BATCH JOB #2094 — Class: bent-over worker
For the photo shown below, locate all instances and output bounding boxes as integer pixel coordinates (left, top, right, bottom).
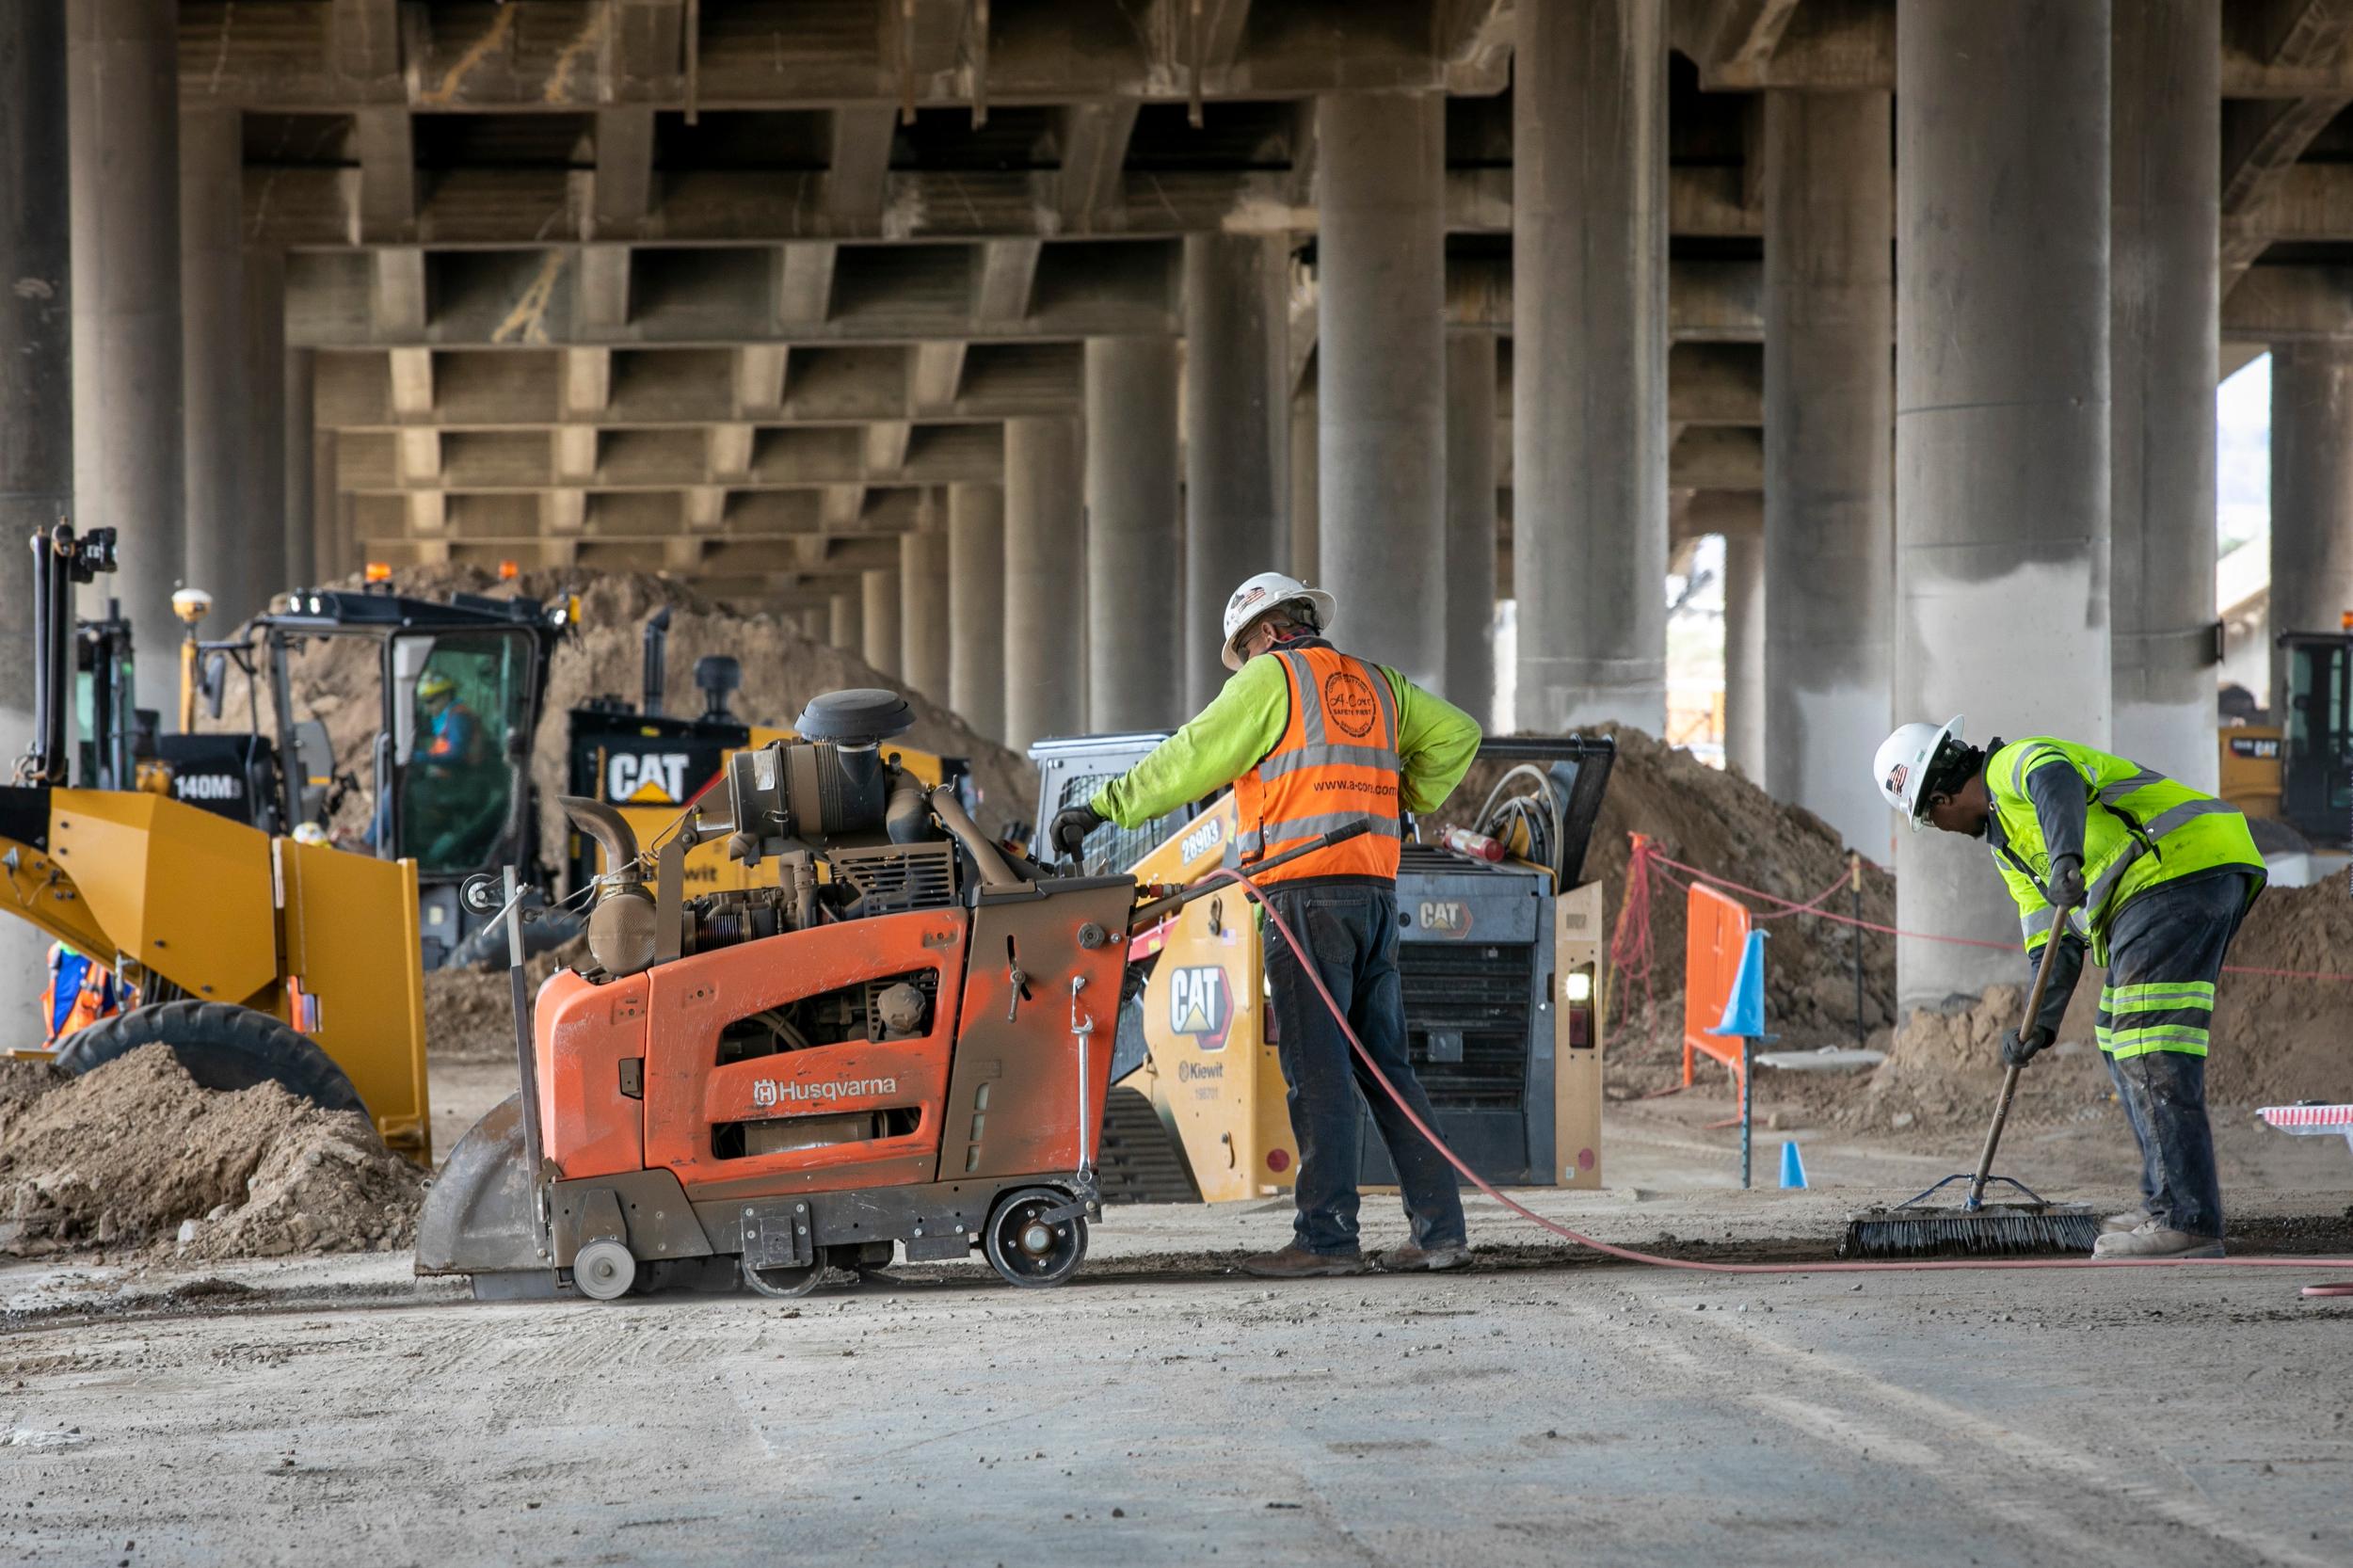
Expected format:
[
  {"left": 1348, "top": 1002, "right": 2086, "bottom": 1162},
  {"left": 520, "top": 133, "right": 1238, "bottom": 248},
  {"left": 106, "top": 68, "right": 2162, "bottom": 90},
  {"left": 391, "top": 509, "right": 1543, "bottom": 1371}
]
[
  {"left": 1053, "top": 572, "right": 1482, "bottom": 1277},
  {"left": 1874, "top": 717, "right": 2266, "bottom": 1259}
]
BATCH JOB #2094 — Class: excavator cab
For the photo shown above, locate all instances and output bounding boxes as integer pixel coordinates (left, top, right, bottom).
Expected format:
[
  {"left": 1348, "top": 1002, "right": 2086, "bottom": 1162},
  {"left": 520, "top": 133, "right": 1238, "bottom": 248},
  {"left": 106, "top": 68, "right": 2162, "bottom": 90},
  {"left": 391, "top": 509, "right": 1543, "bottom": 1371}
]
[
  {"left": 241, "top": 589, "right": 568, "bottom": 968},
  {"left": 2279, "top": 629, "right": 2352, "bottom": 844}
]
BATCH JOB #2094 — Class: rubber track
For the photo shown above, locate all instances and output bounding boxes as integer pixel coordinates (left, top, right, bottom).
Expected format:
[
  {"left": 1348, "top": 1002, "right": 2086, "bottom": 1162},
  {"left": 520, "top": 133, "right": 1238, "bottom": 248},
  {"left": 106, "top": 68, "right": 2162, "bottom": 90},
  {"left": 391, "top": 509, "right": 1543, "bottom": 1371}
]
[{"left": 1095, "top": 1086, "right": 1199, "bottom": 1205}]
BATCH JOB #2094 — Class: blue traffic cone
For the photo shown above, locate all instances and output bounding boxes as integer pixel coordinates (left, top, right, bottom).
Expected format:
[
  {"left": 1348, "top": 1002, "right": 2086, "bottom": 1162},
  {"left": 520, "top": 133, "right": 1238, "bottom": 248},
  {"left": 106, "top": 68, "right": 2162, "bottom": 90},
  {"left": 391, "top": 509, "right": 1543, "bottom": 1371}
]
[{"left": 1779, "top": 1140, "right": 1808, "bottom": 1190}]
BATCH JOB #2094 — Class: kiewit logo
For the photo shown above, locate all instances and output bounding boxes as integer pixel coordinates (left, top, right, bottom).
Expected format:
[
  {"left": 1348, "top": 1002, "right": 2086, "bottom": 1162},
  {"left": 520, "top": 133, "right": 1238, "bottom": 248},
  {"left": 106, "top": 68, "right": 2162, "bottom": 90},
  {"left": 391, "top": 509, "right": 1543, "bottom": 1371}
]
[
  {"left": 750, "top": 1076, "right": 897, "bottom": 1109},
  {"left": 1323, "top": 670, "right": 1377, "bottom": 738}
]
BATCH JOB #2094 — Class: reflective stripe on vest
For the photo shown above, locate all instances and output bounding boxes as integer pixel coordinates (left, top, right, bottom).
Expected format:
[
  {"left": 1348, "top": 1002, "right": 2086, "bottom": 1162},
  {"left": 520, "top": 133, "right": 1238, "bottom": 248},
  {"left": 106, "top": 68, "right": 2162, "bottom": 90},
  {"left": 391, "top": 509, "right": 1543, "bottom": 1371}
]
[{"left": 1231, "top": 647, "right": 1403, "bottom": 883}]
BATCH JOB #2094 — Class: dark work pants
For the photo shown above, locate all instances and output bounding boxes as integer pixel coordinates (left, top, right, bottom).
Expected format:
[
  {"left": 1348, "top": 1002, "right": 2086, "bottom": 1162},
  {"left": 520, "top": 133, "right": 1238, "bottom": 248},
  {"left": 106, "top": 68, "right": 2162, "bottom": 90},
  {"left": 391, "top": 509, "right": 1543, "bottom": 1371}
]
[
  {"left": 2095, "top": 872, "right": 2255, "bottom": 1240},
  {"left": 1261, "top": 882, "right": 1467, "bottom": 1256}
]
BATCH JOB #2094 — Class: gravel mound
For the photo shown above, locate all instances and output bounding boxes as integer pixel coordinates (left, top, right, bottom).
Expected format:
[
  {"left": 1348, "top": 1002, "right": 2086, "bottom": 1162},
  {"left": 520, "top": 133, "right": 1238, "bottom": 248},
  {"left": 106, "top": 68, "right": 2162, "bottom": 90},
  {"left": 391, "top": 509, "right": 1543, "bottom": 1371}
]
[
  {"left": 0, "top": 1046, "right": 424, "bottom": 1260},
  {"left": 209, "top": 565, "right": 1036, "bottom": 868},
  {"left": 423, "top": 936, "right": 589, "bottom": 1063}
]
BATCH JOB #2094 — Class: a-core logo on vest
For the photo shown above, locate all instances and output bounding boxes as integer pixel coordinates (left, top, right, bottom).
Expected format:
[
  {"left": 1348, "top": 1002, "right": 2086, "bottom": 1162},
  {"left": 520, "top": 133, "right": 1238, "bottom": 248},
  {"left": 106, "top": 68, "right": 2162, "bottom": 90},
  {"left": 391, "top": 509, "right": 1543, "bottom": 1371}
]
[{"left": 1323, "top": 669, "right": 1377, "bottom": 738}]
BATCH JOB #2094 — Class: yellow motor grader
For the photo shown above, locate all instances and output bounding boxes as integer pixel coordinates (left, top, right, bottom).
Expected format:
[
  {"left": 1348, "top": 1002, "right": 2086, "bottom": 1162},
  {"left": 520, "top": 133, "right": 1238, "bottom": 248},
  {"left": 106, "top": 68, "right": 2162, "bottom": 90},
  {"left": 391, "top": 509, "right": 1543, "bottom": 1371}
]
[{"left": 4, "top": 524, "right": 431, "bottom": 1159}]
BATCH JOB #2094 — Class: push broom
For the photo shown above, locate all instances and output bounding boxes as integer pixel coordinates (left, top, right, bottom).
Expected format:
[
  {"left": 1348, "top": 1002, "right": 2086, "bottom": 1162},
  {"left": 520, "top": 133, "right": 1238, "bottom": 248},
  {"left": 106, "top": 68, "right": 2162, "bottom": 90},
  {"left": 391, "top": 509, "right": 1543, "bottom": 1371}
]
[{"left": 1840, "top": 902, "right": 2101, "bottom": 1260}]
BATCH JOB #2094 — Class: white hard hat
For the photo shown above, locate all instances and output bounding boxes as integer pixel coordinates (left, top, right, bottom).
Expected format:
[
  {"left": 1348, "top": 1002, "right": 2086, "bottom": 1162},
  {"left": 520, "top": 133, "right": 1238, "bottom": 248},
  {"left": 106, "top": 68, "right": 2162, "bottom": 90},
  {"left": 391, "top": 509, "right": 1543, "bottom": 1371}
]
[
  {"left": 1220, "top": 571, "right": 1337, "bottom": 671},
  {"left": 1873, "top": 714, "right": 1965, "bottom": 832}
]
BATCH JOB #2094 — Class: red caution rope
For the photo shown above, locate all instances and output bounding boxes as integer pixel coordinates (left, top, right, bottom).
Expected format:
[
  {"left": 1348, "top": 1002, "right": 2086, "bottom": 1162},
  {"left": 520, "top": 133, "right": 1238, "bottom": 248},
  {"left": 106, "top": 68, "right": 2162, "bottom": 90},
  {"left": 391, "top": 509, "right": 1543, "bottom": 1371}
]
[{"left": 1641, "top": 844, "right": 2353, "bottom": 984}]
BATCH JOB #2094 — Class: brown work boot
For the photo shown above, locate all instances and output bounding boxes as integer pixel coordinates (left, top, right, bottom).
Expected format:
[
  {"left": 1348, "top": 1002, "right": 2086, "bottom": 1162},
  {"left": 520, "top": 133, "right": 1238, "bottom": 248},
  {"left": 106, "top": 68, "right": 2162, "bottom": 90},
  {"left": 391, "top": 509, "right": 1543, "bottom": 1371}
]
[
  {"left": 1375, "top": 1241, "right": 1473, "bottom": 1272},
  {"left": 1239, "top": 1242, "right": 1366, "bottom": 1278},
  {"left": 2102, "top": 1208, "right": 2152, "bottom": 1234},
  {"left": 2091, "top": 1224, "right": 2223, "bottom": 1260}
]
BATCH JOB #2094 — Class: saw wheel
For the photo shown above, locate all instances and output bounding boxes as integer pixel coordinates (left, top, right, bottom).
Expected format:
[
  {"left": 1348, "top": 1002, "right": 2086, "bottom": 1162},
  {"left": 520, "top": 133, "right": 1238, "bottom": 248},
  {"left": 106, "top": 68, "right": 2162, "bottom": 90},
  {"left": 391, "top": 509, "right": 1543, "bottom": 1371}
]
[
  {"left": 984, "top": 1186, "right": 1089, "bottom": 1288},
  {"left": 742, "top": 1254, "right": 839, "bottom": 1299}
]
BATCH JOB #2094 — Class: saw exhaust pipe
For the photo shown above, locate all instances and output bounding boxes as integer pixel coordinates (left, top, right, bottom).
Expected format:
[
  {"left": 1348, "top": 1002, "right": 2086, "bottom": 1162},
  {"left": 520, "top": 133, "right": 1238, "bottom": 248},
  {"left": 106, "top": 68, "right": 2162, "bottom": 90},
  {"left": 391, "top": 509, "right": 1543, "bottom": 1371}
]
[{"left": 560, "top": 795, "right": 658, "bottom": 977}]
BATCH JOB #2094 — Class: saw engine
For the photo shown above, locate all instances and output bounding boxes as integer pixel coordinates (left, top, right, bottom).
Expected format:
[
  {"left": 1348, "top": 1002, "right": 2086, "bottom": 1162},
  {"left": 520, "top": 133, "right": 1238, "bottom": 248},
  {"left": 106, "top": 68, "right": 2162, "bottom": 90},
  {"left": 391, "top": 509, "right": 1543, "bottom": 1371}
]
[{"left": 418, "top": 689, "right": 1139, "bottom": 1300}]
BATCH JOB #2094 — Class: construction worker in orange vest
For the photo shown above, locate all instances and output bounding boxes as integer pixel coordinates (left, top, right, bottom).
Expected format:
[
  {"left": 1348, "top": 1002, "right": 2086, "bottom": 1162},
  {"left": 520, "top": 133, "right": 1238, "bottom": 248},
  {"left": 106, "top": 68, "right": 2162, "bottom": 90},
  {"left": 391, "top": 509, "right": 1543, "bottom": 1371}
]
[
  {"left": 41, "top": 942, "right": 126, "bottom": 1047},
  {"left": 1052, "top": 572, "right": 1483, "bottom": 1277}
]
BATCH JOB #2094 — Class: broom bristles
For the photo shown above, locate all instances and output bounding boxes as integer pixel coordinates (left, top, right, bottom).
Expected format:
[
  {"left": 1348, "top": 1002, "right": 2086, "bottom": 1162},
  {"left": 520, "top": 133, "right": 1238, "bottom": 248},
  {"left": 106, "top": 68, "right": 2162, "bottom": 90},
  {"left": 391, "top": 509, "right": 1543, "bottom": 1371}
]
[{"left": 1838, "top": 1208, "right": 2101, "bottom": 1260}]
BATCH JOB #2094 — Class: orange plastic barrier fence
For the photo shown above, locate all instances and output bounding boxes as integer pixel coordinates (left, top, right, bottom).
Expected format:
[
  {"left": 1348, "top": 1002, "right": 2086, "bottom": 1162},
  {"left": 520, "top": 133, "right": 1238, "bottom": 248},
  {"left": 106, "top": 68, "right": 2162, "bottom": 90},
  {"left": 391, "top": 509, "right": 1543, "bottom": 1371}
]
[{"left": 1683, "top": 882, "right": 1752, "bottom": 1088}]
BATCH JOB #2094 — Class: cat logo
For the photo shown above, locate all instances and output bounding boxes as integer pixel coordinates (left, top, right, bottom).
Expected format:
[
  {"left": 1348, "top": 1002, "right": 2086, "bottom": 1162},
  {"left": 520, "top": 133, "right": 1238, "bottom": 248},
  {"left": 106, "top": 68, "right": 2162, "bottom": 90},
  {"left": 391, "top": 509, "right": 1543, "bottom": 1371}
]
[
  {"left": 1166, "top": 965, "right": 1231, "bottom": 1051},
  {"left": 607, "top": 750, "right": 692, "bottom": 805},
  {"left": 1417, "top": 900, "right": 1472, "bottom": 938}
]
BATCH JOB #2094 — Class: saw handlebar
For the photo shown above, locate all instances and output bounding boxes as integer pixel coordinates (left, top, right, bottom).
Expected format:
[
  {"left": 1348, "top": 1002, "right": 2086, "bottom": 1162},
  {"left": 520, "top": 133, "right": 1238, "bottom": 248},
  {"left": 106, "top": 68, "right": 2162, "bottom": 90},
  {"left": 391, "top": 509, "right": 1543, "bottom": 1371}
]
[{"left": 1125, "top": 820, "right": 1372, "bottom": 934}]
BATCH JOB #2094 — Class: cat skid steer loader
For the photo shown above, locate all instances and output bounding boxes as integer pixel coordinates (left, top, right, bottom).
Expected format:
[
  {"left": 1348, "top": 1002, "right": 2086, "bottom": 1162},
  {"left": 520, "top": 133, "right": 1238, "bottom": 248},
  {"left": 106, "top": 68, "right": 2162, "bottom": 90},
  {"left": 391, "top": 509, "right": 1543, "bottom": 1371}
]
[
  {"left": 6, "top": 525, "right": 432, "bottom": 1159},
  {"left": 1030, "top": 735, "right": 1616, "bottom": 1206}
]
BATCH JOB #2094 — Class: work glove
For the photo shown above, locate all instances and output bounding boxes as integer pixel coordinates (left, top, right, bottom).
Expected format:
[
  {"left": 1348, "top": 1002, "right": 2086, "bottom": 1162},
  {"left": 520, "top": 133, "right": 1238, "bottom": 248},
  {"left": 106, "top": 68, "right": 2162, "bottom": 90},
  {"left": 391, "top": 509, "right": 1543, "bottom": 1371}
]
[
  {"left": 2000, "top": 1025, "right": 2053, "bottom": 1069},
  {"left": 1050, "top": 804, "right": 1105, "bottom": 859},
  {"left": 2048, "top": 853, "right": 2087, "bottom": 911}
]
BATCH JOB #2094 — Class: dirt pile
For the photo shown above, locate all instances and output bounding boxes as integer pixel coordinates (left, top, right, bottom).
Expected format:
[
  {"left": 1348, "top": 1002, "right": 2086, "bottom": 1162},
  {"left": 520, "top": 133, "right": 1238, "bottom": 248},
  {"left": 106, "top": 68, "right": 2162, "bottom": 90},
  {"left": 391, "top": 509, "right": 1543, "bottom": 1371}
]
[
  {"left": 213, "top": 564, "right": 1037, "bottom": 863},
  {"left": 424, "top": 935, "right": 590, "bottom": 1063},
  {"left": 1807, "top": 879, "right": 2353, "bottom": 1135},
  {"left": 0, "top": 1047, "right": 424, "bottom": 1260},
  {"left": 1445, "top": 725, "right": 1897, "bottom": 1094}
]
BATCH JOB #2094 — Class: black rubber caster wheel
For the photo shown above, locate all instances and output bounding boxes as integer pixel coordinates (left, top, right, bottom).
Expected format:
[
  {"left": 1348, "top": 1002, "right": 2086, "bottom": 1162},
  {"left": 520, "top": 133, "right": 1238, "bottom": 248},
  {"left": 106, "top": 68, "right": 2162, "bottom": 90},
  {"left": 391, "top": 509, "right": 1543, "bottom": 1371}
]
[{"left": 984, "top": 1187, "right": 1089, "bottom": 1288}]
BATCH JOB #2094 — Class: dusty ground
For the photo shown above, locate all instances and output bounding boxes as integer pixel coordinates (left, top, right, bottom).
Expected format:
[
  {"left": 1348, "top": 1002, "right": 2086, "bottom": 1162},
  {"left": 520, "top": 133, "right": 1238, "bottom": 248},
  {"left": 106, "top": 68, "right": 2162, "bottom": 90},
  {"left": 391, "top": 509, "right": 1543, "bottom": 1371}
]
[{"left": 5, "top": 1059, "right": 2349, "bottom": 1567}]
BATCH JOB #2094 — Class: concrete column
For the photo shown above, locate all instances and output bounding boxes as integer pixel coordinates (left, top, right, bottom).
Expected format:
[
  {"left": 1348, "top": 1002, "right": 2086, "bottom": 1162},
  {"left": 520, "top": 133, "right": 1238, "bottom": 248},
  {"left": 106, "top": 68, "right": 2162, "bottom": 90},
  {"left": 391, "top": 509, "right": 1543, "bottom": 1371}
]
[
  {"left": 1317, "top": 92, "right": 1447, "bottom": 688},
  {"left": 2112, "top": 3, "right": 2219, "bottom": 791},
  {"left": 1084, "top": 337, "right": 1183, "bottom": 730},
  {"left": 1004, "top": 417, "right": 1085, "bottom": 749},
  {"left": 71, "top": 0, "right": 184, "bottom": 706},
  {"left": 861, "top": 568, "right": 903, "bottom": 678},
  {"left": 312, "top": 430, "right": 341, "bottom": 581},
  {"left": 900, "top": 524, "right": 951, "bottom": 700},
  {"left": 829, "top": 589, "right": 863, "bottom": 654},
  {"left": 241, "top": 246, "right": 290, "bottom": 615},
  {"left": 1513, "top": 2, "right": 1668, "bottom": 731},
  {"left": 1722, "top": 534, "right": 1766, "bottom": 780},
  {"left": 1182, "top": 233, "right": 1288, "bottom": 709},
  {"left": 1444, "top": 332, "right": 1497, "bottom": 726},
  {"left": 1289, "top": 373, "right": 1320, "bottom": 584},
  {"left": 1763, "top": 89, "right": 1895, "bottom": 850},
  {"left": 0, "top": 2, "right": 72, "bottom": 1011},
  {"left": 1896, "top": 0, "right": 2112, "bottom": 1008},
  {"left": 181, "top": 107, "right": 264, "bottom": 629},
  {"left": 283, "top": 349, "right": 316, "bottom": 586},
  {"left": 949, "top": 482, "right": 1007, "bottom": 741},
  {"left": 2269, "top": 342, "right": 2353, "bottom": 715}
]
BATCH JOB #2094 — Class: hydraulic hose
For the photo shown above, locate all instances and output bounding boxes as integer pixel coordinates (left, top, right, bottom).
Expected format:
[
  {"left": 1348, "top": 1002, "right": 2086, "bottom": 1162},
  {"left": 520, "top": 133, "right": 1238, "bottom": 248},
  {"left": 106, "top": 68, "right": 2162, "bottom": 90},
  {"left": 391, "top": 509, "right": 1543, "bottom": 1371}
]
[{"left": 1214, "top": 868, "right": 2353, "bottom": 1279}]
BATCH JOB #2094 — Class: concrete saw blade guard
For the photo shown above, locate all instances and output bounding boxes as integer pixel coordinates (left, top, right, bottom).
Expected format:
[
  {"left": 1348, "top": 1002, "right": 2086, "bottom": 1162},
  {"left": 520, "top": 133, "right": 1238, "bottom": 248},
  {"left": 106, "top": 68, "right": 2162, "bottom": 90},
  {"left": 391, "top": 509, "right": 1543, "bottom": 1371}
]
[{"left": 415, "top": 1092, "right": 542, "bottom": 1281}]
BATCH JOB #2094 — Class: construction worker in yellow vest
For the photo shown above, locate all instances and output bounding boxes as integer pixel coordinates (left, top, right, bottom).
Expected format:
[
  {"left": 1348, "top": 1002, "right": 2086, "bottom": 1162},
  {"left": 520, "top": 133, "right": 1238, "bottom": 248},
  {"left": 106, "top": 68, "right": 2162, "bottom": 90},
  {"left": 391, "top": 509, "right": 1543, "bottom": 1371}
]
[
  {"left": 1875, "top": 717, "right": 2266, "bottom": 1259},
  {"left": 1051, "top": 572, "right": 1483, "bottom": 1278}
]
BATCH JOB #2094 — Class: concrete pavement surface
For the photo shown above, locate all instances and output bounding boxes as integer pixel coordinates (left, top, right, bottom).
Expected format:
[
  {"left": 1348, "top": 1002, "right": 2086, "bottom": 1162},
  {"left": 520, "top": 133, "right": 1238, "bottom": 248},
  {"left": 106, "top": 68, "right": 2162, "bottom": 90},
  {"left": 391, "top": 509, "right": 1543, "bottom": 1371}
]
[{"left": 5, "top": 1178, "right": 2348, "bottom": 1568}]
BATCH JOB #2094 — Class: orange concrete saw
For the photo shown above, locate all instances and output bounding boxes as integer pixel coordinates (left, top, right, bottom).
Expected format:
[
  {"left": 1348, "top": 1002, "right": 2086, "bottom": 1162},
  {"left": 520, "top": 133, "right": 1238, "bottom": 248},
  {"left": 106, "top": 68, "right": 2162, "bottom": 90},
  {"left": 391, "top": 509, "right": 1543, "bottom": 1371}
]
[{"left": 416, "top": 689, "right": 1360, "bottom": 1301}]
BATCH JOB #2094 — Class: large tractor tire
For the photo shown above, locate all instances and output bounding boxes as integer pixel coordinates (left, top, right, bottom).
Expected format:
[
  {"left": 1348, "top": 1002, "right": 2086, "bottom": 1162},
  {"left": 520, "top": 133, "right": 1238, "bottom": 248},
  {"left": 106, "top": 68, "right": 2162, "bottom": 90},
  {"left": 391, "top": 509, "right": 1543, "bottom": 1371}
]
[{"left": 54, "top": 1000, "right": 367, "bottom": 1119}]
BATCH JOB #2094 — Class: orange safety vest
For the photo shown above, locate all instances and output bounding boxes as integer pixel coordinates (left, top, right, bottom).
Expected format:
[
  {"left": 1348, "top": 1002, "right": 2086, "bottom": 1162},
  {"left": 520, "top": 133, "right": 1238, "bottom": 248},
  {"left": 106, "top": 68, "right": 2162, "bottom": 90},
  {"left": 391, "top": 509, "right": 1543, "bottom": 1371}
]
[
  {"left": 41, "top": 944, "right": 121, "bottom": 1046},
  {"left": 1232, "top": 646, "right": 1404, "bottom": 885}
]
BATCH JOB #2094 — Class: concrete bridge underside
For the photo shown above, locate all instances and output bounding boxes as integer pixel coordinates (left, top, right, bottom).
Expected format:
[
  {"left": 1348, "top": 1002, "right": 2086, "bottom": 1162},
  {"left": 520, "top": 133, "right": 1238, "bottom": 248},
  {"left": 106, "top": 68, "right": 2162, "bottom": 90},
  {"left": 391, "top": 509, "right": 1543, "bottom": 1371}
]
[{"left": 4, "top": 0, "right": 2352, "bottom": 1009}]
